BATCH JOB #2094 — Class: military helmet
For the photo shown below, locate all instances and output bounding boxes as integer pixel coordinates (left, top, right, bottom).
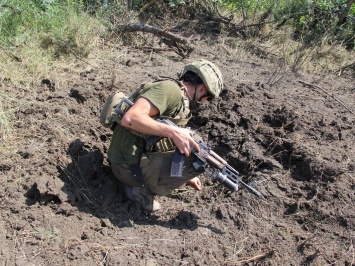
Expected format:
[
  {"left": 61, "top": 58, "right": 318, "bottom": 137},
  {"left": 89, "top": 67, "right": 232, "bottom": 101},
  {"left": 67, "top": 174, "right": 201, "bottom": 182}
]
[{"left": 180, "top": 59, "right": 223, "bottom": 99}]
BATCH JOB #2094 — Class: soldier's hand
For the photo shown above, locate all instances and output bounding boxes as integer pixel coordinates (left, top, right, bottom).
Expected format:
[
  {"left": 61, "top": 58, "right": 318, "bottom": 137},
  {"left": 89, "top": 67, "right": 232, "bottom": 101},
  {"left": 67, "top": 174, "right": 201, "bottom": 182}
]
[
  {"left": 171, "top": 127, "right": 200, "bottom": 156},
  {"left": 186, "top": 177, "right": 202, "bottom": 191}
]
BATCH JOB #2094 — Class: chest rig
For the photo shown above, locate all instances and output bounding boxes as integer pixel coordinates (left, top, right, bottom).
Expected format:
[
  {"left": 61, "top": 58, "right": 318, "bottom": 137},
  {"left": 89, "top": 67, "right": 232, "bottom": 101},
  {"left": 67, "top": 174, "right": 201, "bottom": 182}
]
[{"left": 107, "top": 79, "right": 191, "bottom": 152}]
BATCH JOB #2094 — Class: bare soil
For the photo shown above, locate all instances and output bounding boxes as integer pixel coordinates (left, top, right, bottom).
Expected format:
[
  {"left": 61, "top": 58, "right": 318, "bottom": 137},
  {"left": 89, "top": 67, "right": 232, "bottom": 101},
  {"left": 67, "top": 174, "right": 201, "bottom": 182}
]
[{"left": 1, "top": 38, "right": 354, "bottom": 266}]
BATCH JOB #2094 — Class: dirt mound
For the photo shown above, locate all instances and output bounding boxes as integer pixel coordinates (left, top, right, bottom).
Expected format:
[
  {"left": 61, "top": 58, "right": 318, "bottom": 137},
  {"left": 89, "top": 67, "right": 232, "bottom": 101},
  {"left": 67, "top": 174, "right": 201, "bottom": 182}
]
[{"left": 1, "top": 41, "right": 354, "bottom": 265}]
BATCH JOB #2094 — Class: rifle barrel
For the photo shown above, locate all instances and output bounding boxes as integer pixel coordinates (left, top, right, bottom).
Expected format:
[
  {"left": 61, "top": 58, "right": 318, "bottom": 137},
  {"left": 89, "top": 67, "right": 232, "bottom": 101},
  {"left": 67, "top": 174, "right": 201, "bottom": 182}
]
[{"left": 239, "top": 179, "right": 263, "bottom": 198}]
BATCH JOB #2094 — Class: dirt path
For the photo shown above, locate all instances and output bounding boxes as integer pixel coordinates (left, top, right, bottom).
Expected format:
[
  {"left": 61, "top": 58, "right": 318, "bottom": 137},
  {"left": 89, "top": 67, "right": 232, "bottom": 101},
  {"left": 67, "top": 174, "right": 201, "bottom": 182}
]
[{"left": 0, "top": 40, "right": 354, "bottom": 265}]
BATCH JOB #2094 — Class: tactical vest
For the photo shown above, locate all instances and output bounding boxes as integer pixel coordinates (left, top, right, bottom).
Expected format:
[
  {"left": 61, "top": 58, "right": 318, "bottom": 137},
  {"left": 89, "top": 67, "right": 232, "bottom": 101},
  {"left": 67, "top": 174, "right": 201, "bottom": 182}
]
[{"left": 100, "top": 79, "right": 191, "bottom": 153}]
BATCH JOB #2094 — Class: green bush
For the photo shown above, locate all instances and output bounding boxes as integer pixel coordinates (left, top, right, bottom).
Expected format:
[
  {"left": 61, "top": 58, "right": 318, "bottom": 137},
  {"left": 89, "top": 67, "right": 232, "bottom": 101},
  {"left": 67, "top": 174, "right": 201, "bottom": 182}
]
[
  {"left": 0, "top": 0, "right": 99, "bottom": 58},
  {"left": 217, "top": 0, "right": 354, "bottom": 49},
  {"left": 0, "top": 0, "right": 107, "bottom": 89}
]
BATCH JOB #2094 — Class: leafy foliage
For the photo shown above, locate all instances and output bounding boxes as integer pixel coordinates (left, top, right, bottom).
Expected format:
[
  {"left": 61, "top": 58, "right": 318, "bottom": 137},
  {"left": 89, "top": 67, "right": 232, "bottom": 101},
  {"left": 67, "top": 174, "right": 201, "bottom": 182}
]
[
  {"left": 216, "top": 0, "right": 354, "bottom": 49},
  {"left": 0, "top": 0, "right": 97, "bottom": 57}
]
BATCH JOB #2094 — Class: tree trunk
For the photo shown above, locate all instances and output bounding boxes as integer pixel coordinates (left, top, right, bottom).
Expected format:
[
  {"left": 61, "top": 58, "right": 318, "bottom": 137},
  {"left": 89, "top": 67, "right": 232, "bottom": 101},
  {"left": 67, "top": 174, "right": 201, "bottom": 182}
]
[{"left": 338, "top": 0, "right": 354, "bottom": 25}]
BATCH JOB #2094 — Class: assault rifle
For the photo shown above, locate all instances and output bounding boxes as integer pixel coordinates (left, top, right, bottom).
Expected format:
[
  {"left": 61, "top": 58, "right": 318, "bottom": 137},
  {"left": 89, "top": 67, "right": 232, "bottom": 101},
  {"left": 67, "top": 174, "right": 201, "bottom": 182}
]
[
  {"left": 109, "top": 91, "right": 262, "bottom": 197},
  {"left": 153, "top": 119, "right": 263, "bottom": 198}
]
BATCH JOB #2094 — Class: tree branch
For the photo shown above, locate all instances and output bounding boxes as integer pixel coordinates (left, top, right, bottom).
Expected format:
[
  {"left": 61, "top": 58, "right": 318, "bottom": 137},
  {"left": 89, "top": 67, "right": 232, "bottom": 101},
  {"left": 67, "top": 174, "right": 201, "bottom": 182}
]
[
  {"left": 116, "top": 23, "right": 194, "bottom": 57},
  {"left": 118, "top": 23, "right": 193, "bottom": 45}
]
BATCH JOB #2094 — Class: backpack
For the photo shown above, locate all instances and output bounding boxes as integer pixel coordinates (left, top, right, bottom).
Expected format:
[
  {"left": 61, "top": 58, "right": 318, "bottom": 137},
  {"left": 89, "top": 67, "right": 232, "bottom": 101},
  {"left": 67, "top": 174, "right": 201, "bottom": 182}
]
[
  {"left": 99, "top": 92, "right": 127, "bottom": 128},
  {"left": 100, "top": 84, "right": 145, "bottom": 129}
]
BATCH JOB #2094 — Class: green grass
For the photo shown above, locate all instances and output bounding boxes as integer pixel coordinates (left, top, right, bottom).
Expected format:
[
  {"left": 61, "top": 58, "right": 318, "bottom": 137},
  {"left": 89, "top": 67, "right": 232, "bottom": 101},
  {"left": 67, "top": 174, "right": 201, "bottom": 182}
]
[
  {"left": 0, "top": 0, "right": 105, "bottom": 149},
  {"left": 0, "top": 0, "right": 103, "bottom": 84}
]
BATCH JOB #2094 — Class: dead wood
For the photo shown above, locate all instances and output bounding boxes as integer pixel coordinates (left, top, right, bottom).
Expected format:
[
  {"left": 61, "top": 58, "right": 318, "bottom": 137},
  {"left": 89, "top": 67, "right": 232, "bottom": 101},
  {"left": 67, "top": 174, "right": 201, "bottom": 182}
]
[
  {"left": 118, "top": 23, "right": 192, "bottom": 45},
  {"left": 116, "top": 23, "right": 194, "bottom": 57}
]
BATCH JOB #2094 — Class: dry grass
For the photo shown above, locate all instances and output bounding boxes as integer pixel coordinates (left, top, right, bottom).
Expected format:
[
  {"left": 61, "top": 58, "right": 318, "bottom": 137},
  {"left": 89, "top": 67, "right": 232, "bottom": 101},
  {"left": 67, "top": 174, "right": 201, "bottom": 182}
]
[
  {"left": 0, "top": 88, "right": 14, "bottom": 144},
  {"left": 256, "top": 26, "right": 355, "bottom": 75}
]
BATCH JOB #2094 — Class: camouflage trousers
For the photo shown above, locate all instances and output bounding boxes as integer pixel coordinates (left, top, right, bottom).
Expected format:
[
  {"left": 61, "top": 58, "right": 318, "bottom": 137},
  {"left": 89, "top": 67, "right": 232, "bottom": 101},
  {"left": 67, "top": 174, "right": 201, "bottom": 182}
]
[{"left": 111, "top": 150, "right": 201, "bottom": 196}]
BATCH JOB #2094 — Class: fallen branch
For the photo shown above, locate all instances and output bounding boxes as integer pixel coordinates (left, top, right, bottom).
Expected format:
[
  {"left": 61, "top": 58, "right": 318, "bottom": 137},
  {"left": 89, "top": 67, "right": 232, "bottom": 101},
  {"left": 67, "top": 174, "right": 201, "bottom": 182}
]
[
  {"left": 299, "top": 80, "right": 355, "bottom": 115},
  {"left": 118, "top": 23, "right": 193, "bottom": 45},
  {"left": 116, "top": 23, "right": 194, "bottom": 57}
]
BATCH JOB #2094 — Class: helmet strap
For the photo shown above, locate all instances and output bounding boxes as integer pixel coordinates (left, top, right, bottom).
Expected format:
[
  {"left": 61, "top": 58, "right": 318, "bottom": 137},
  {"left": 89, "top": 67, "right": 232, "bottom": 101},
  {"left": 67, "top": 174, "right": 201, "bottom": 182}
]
[
  {"left": 183, "top": 84, "right": 201, "bottom": 111},
  {"left": 193, "top": 84, "right": 202, "bottom": 110}
]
